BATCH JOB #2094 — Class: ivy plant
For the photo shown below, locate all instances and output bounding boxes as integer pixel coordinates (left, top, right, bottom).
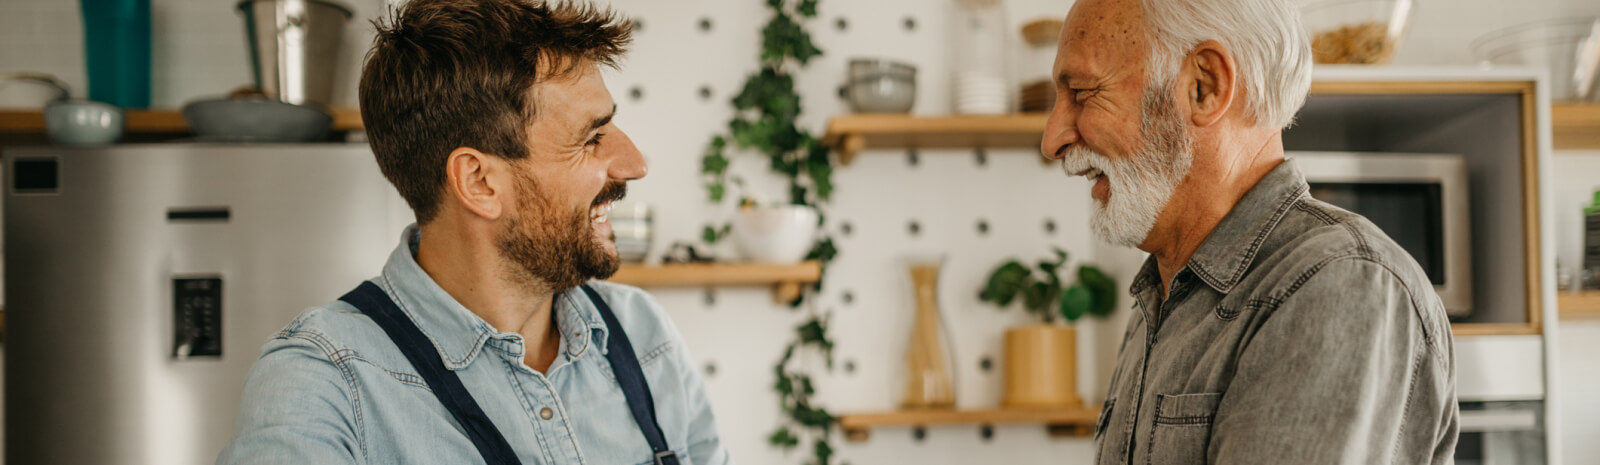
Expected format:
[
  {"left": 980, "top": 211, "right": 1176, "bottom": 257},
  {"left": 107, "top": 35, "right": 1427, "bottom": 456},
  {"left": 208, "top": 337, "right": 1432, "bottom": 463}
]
[
  {"left": 698, "top": 1, "right": 839, "bottom": 464},
  {"left": 980, "top": 248, "right": 1119, "bottom": 323}
]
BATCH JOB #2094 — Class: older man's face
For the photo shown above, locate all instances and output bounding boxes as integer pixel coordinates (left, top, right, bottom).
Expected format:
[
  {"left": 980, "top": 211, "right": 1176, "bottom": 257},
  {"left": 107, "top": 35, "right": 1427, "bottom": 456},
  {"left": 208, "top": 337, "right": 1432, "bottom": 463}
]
[{"left": 1042, "top": 0, "right": 1194, "bottom": 248}]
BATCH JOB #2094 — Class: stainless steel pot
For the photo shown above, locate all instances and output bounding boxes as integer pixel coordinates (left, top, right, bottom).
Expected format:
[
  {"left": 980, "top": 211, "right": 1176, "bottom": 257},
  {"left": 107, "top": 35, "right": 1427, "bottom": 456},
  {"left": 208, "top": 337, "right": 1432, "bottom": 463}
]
[{"left": 237, "top": 0, "right": 353, "bottom": 109}]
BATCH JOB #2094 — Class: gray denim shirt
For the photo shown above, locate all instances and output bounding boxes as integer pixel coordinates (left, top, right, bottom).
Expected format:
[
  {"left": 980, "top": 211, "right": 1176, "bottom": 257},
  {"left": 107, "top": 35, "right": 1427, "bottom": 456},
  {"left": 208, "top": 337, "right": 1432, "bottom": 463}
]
[{"left": 1094, "top": 159, "right": 1459, "bottom": 465}]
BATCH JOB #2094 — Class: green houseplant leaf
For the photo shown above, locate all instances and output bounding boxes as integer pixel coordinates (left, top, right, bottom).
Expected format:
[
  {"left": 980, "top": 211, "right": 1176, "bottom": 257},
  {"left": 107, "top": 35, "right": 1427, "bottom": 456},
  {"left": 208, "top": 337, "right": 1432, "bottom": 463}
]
[
  {"left": 1059, "top": 284, "right": 1092, "bottom": 322},
  {"left": 1079, "top": 265, "right": 1118, "bottom": 317},
  {"left": 981, "top": 261, "right": 1030, "bottom": 306}
]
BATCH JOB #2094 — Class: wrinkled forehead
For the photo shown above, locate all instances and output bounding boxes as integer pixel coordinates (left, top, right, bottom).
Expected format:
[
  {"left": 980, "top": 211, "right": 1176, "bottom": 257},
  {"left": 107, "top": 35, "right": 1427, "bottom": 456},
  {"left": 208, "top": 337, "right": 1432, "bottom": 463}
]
[{"left": 1057, "top": 0, "right": 1148, "bottom": 75}]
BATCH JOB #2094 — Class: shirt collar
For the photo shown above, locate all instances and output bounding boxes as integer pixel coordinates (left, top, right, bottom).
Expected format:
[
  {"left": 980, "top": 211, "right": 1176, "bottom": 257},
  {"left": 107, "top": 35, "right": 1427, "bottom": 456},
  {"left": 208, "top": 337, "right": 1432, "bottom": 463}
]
[
  {"left": 1182, "top": 158, "right": 1309, "bottom": 294},
  {"left": 378, "top": 225, "right": 610, "bottom": 370}
]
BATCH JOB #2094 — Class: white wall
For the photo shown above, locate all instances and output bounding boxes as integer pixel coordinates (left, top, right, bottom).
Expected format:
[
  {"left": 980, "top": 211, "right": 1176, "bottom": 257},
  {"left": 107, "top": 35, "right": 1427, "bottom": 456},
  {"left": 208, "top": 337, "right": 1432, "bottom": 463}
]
[
  {"left": 1549, "top": 151, "right": 1600, "bottom": 465},
  {"left": 2, "top": 0, "right": 1598, "bottom": 464}
]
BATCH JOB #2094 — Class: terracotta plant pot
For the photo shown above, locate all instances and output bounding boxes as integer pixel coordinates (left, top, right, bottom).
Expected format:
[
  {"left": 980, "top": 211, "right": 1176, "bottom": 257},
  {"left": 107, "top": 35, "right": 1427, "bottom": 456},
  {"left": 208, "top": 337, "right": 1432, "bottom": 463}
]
[{"left": 1002, "top": 324, "right": 1083, "bottom": 408}]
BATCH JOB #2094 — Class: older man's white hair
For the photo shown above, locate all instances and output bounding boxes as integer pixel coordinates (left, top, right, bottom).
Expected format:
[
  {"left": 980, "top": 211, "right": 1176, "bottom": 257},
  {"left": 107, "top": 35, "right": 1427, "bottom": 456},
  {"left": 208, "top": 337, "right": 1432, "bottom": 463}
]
[{"left": 1142, "top": 0, "right": 1313, "bottom": 129}]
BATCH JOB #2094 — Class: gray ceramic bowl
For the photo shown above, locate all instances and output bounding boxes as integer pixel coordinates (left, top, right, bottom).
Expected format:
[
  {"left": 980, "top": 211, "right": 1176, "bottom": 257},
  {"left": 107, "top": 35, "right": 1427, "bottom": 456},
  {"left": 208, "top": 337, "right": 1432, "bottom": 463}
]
[
  {"left": 845, "top": 59, "right": 917, "bottom": 113},
  {"left": 44, "top": 100, "right": 124, "bottom": 146},
  {"left": 182, "top": 97, "right": 333, "bottom": 142}
]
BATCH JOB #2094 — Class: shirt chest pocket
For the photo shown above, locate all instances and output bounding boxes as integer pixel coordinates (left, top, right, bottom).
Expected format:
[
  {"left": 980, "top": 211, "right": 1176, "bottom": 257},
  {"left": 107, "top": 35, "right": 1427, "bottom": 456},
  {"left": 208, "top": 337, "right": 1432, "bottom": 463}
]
[{"left": 1148, "top": 392, "right": 1222, "bottom": 465}]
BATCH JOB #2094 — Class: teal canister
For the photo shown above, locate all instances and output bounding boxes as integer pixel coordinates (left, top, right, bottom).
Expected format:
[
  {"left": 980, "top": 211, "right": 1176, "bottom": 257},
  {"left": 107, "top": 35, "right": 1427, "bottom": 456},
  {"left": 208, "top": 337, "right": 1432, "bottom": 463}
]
[{"left": 79, "top": 0, "right": 152, "bottom": 108}]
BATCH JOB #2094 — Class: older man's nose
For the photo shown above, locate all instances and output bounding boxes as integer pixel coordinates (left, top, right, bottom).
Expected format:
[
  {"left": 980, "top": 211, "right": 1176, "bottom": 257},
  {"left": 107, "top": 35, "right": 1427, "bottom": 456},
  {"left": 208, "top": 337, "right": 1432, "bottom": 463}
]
[{"left": 1041, "top": 102, "right": 1080, "bottom": 160}]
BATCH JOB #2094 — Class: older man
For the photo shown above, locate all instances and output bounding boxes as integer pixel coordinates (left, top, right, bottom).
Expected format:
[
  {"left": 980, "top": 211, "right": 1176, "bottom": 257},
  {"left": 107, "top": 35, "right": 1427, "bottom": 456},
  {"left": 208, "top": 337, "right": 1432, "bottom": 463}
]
[
  {"left": 1043, "top": 0, "right": 1459, "bottom": 463},
  {"left": 217, "top": 0, "right": 729, "bottom": 464}
]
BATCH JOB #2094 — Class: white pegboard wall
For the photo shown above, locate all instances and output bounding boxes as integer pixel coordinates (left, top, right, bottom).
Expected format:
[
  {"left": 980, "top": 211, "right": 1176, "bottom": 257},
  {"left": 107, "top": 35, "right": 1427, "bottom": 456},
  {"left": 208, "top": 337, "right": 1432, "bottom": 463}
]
[{"left": 599, "top": 1, "right": 1137, "bottom": 464}]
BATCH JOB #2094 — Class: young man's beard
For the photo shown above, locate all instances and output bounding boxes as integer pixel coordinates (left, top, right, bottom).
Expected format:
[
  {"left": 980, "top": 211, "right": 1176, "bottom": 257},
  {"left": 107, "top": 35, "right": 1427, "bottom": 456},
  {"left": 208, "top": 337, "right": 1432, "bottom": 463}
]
[
  {"left": 1069, "top": 78, "right": 1194, "bottom": 248},
  {"left": 497, "top": 174, "right": 622, "bottom": 293}
]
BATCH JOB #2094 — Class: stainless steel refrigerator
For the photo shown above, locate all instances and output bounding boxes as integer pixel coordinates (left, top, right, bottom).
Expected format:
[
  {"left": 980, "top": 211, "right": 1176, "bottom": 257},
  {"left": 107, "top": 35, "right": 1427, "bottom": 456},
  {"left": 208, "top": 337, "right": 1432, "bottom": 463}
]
[{"left": 3, "top": 144, "right": 412, "bottom": 465}]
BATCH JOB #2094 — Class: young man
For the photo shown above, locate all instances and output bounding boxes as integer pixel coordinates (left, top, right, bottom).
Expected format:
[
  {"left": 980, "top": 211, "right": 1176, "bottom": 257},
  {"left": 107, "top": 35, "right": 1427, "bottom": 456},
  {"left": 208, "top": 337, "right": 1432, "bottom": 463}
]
[
  {"left": 1043, "top": 0, "right": 1459, "bottom": 463},
  {"left": 218, "top": 1, "right": 731, "bottom": 464}
]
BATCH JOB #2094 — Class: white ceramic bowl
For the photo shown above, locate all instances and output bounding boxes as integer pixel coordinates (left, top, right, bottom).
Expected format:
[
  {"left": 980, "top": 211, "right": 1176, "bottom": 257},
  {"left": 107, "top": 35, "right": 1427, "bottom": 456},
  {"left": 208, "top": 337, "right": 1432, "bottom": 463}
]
[
  {"left": 0, "top": 72, "right": 69, "bottom": 109},
  {"left": 730, "top": 205, "right": 820, "bottom": 264}
]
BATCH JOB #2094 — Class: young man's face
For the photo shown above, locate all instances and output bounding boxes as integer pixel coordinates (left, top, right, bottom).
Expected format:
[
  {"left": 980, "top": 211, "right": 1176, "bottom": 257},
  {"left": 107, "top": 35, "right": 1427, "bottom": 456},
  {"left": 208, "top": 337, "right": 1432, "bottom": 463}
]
[{"left": 497, "top": 62, "right": 647, "bottom": 291}]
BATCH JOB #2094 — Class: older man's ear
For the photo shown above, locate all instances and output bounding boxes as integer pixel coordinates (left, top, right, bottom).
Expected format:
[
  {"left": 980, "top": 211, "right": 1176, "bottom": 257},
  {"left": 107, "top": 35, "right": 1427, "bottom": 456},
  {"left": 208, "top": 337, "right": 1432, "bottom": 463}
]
[{"left": 1183, "top": 39, "right": 1239, "bottom": 128}]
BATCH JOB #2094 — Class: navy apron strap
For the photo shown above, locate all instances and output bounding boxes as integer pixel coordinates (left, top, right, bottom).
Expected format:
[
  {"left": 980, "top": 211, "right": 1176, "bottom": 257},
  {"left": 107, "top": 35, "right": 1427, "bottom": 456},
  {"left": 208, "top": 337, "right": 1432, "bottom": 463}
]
[
  {"left": 339, "top": 281, "right": 521, "bottom": 465},
  {"left": 579, "top": 284, "right": 681, "bottom": 465}
]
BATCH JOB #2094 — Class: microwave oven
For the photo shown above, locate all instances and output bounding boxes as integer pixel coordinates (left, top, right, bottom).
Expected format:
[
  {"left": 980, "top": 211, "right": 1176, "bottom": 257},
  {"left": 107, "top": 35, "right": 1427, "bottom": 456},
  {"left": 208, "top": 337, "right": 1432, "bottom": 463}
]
[{"left": 1291, "top": 152, "right": 1473, "bottom": 317}]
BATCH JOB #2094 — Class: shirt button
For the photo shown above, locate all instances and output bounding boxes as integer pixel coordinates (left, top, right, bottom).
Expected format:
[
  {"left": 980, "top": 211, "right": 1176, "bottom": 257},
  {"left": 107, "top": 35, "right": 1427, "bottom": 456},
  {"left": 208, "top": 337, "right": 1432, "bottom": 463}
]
[{"left": 539, "top": 407, "right": 554, "bottom": 420}]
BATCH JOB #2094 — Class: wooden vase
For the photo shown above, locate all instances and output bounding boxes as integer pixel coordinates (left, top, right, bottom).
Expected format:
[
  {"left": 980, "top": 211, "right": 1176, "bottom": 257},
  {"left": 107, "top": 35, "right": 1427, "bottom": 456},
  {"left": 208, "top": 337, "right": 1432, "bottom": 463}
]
[
  {"left": 902, "top": 262, "right": 956, "bottom": 409},
  {"left": 1002, "top": 324, "right": 1083, "bottom": 408}
]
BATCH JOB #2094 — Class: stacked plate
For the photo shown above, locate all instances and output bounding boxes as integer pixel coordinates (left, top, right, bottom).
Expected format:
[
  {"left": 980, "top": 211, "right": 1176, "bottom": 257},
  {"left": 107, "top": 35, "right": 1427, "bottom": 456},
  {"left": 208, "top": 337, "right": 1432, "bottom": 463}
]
[
  {"left": 955, "top": 73, "right": 1010, "bottom": 115},
  {"left": 1019, "top": 79, "right": 1055, "bottom": 113}
]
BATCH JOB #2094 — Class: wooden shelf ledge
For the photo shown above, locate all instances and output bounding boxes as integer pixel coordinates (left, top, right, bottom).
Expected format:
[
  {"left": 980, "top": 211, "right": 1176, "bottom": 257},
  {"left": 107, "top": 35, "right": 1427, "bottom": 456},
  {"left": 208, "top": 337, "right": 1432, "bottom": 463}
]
[
  {"left": 606, "top": 261, "right": 821, "bottom": 303},
  {"left": 822, "top": 114, "right": 1049, "bottom": 164},
  {"left": 837, "top": 407, "right": 1101, "bottom": 442},
  {"left": 1554, "top": 103, "right": 1600, "bottom": 151},
  {"left": 1559, "top": 291, "right": 1600, "bottom": 319},
  {"left": 0, "top": 107, "right": 365, "bottom": 135}
]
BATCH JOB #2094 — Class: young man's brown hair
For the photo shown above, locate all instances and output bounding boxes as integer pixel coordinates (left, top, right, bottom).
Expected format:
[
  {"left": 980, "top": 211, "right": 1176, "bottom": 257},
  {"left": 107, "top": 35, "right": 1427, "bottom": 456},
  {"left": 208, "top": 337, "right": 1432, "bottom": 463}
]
[{"left": 359, "top": 0, "right": 632, "bottom": 223}]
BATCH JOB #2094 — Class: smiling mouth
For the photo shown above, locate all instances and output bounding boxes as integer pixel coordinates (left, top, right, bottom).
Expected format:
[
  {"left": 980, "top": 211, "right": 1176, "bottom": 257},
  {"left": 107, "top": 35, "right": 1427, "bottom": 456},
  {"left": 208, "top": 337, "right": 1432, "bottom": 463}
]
[
  {"left": 589, "top": 182, "right": 627, "bottom": 224},
  {"left": 1073, "top": 167, "right": 1105, "bottom": 182}
]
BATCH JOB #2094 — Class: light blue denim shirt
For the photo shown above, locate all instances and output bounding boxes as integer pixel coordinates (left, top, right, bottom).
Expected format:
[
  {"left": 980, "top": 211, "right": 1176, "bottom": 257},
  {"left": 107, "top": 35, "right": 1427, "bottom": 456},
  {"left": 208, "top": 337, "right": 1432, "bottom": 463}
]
[{"left": 218, "top": 226, "right": 732, "bottom": 465}]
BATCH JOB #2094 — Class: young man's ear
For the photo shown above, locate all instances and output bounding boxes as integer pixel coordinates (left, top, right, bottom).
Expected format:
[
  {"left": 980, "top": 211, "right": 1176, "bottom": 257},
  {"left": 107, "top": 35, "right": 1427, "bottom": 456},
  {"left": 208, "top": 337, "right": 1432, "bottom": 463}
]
[
  {"left": 443, "top": 148, "right": 511, "bottom": 221},
  {"left": 1181, "top": 39, "right": 1238, "bottom": 127}
]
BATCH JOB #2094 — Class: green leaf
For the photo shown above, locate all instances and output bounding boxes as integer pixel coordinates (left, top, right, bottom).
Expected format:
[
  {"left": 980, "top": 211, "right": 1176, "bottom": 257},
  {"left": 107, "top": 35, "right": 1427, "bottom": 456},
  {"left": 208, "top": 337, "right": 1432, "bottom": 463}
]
[
  {"left": 768, "top": 426, "right": 801, "bottom": 449},
  {"left": 1079, "top": 265, "right": 1119, "bottom": 317},
  {"left": 707, "top": 183, "right": 726, "bottom": 202},
  {"left": 701, "top": 225, "right": 719, "bottom": 244},
  {"left": 797, "top": 0, "right": 819, "bottom": 17},
  {"left": 1060, "top": 284, "right": 1092, "bottom": 322},
  {"left": 981, "top": 261, "right": 1030, "bottom": 306},
  {"left": 1022, "top": 280, "right": 1053, "bottom": 315},
  {"left": 1053, "top": 247, "right": 1069, "bottom": 264},
  {"left": 805, "top": 237, "right": 838, "bottom": 263},
  {"left": 812, "top": 437, "right": 833, "bottom": 465}
]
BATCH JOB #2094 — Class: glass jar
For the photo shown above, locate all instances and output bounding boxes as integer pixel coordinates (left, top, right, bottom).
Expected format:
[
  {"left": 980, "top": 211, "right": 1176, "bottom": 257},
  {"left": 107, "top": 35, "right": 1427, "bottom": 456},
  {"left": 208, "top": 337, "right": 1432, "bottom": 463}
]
[{"left": 950, "top": 0, "right": 1012, "bottom": 115}]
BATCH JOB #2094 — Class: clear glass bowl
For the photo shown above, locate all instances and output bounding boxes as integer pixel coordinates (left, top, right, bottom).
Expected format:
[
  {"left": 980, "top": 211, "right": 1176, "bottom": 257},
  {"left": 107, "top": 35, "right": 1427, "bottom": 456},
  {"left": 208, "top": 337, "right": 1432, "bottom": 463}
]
[
  {"left": 1472, "top": 17, "right": 1600, "bottom": 102},
  {"left": 1302, "top": 0, "right": 1415, "bottom": 65}
]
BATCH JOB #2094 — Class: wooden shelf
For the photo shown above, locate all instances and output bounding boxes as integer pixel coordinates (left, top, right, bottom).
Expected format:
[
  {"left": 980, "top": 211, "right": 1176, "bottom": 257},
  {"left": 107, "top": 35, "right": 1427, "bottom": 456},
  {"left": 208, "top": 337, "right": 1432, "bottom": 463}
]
[
  {"left": 1554, "top": 103, "right": 1600, "bottom": 150},
  {"left": 0, "top": 107, "right": 365, "bottom": 135},
  {"left": 822, "top": 114, "right": 1048, "bottom": 164},
  {"left": 837, "top": 407, "right": 1101, "bottom": 442},
  {"left": 606, "top": 261, "right": 821, "bottom": 303},
  {"left": 1558, "top": 291, "right": 1600, "bottom": 319}
]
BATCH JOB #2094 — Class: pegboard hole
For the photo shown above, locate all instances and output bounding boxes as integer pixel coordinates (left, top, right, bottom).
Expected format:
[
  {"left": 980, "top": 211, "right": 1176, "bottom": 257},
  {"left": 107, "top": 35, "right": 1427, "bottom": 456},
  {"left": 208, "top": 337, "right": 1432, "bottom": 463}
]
[
  {"left": 978, "top": 356, "right": 994, "bottom": 373},
  {"left": 629, "top": 86, "right": 645, "bottom": 102},
  {"left": 698, "top": 85, "right": 714, "bottom": 101},
  {"left": 631, "top": 17, "right": 645, "bottom": 33},
  {"left": 843, "top": 359, "right": 857, "bottom": 374},
  {"left": 907, "top": 220, "right": 922, "bottom": 237},
  {"left": 980, "top": 425, "right": 995, "bottom": 441},
  {"left": 974, "top": 148, "right": 988, "bottom": 167},
  {"left": 903, "top": 16, "right": 917, "bottom": 32},
  {"left": 1044, "top": 218, "right": 1058, "bottom": 235},
  {"left": 840, "top": 221, "right": 854, "bottom": 237},
  {"left": 698, "top": 17, "right": 714, "bottom": 33},
  {"left": 906, "top": 149, "right": 920, "bottom": 167},
  {"left": 912, "top": 426, "right": 927, "bottom": 442},
  {"left": 976, "top": 219, "right": 990, "bottom": 236},
  {"left": 703, "top": 289, "right": 716, "bottom": 307},
  {"left": 834, "top": 17, "right": 848, "bottom": 31},
  {"left": 841, "top": 290, "right": 854, "bottom": 305},
  {"left": 704, "top": 361, "right": 717, "bottom": 377}
]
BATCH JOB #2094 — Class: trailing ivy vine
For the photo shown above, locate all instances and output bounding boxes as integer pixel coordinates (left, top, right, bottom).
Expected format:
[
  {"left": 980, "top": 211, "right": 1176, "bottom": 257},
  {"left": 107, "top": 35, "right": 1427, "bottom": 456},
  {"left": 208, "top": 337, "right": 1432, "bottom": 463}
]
[{"left": 698, "top": 0, "right": 839, "bottom": 464}]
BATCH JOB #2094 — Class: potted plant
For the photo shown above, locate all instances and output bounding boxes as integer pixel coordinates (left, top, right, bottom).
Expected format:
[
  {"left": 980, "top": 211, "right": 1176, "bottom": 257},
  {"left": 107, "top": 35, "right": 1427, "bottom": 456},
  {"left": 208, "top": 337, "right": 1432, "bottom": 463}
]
[{"left": 980, "top": 248, "right": 1117, "bottom": 408}]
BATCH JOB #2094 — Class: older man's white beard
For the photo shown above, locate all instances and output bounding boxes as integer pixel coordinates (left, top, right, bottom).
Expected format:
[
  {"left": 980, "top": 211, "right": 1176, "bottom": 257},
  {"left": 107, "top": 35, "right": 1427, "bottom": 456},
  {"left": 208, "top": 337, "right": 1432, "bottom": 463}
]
[{"left": 1064, "top": 89, "right": 1193, "bottom": 248}]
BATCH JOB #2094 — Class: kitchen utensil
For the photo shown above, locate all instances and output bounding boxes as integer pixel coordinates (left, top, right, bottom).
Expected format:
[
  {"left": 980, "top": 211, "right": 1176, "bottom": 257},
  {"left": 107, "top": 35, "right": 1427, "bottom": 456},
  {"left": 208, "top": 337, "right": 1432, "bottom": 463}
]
[
  {"left": 182, "top": 97, "right": 333, "bottom": 142},
  {"left": 237, "top": 0, "right": 353, "bottom": 108},
  {"left": 44, "top": 100, "right": 124, "bottom": 146},
  {"left": 0, "top": 72, "right": 71, "bottom": 109},
  {"left": 903, "top": 259, "right": 956, "bottom": 409},
  {"left": 1302, "top": 0, "right": 1414, "bottom": 65},
  {"left": 611, "top": 202, "right": 653, "bottom": 263},
  {"left": 1473, "top": 17, "right": 1600, "bottom": 102},
  {"left": 729, "top": 205, "right": 819, "bottom": 264},
  {"left": 845, "top": 59, "right": 917, "bottom": 113},
  {"left": 80, "top": 0, "right": 151, "bottom": 107}
]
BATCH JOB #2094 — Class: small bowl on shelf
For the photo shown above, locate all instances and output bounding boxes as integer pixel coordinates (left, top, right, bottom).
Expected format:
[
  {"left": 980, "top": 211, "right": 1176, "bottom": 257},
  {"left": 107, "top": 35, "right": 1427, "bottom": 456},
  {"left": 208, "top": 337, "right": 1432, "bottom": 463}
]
[
  {"left": 844, "top": 58, "right": 917, "bottom": 114},
  {"left": 1471, "top": 17, "right": 1600, "bottom": 102},
  {"left": 44, "top": 99, "right": 124, "bottom": 146},
  {"left": 1302, "top": 0, "right": 1414, "bottom": 65},
  {"left": 730, "top": 205, "right": 819, "bottom": 265}
]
